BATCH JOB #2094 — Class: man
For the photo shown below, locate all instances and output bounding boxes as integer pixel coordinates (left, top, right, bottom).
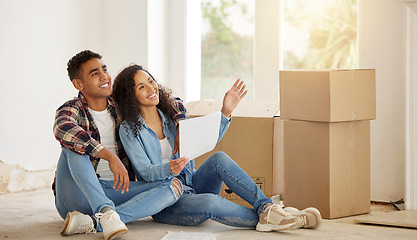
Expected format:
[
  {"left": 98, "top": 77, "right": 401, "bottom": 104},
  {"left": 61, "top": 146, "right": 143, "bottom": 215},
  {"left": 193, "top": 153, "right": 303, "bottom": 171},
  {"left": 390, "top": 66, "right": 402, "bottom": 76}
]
[{"left": 53, "top": 50, "right": 187, "bottom": 240}]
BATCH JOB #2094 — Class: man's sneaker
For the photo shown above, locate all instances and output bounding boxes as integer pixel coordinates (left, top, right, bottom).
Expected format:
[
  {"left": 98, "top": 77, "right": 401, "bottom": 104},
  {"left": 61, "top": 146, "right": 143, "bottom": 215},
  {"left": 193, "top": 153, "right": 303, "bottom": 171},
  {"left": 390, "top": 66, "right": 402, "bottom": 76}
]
[
  {"left": 256, "top": 204, "right": 302, "bottom": 232},
  {"left": 60, "top": 210, "right": 96, "bottom": 235},
  {"left": 284, "top": 207, "right": 322, "bottom": 229},
  {"left": 95, "top": 210, "right": 128, "bottom": 240}
]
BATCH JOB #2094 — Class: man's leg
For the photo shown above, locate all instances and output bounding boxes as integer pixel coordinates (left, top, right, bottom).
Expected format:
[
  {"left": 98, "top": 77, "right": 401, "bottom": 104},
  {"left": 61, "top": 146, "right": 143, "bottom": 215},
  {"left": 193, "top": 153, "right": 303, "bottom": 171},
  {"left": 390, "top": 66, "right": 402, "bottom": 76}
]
[
  {"left": 55, "top": 148, "right": 132, "bottom": 239},
  {"left": 101, "top": 178, "right": 183, "bottom": 224},
  {"left": 55, "top": 148, "right": 114, "bottom": 218}
]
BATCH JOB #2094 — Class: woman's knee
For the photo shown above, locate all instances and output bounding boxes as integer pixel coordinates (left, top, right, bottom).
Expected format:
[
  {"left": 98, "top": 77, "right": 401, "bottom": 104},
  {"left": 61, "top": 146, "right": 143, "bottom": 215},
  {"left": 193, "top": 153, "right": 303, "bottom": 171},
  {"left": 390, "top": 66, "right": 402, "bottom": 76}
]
[{"left": 208, "top": 151, "right": 236, "bottom": 167}]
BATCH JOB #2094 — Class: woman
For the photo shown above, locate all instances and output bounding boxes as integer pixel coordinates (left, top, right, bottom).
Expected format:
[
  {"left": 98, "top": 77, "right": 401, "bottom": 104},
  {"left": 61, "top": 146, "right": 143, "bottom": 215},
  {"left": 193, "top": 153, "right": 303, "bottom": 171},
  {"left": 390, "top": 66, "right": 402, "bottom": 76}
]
[{"left": 112, "top": 64, "right": 321, "bottom": 231}]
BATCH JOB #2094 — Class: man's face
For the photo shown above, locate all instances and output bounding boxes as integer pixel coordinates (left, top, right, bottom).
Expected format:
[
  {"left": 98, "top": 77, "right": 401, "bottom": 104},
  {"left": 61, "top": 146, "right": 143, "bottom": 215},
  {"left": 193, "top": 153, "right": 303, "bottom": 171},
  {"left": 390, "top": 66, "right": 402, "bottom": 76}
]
[{"left": 74, "top": 58, "right": 112, "bottom": 100}]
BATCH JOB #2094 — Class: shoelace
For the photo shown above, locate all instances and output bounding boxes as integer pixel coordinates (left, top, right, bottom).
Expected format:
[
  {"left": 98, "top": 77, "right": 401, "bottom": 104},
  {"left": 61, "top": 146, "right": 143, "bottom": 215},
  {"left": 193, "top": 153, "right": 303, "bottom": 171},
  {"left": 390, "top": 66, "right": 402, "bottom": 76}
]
[
  {"left": 299, "top": 215, "right": 308, "bottom": 227},
  {"left": 96, "top": 211, "right": 118, "bottom": 225},
  {"left": 75, "top": 221, "right": 96, "bottom": 234},
  {"left": 266, "top": 204, "right": 291, "bottom": 223}
]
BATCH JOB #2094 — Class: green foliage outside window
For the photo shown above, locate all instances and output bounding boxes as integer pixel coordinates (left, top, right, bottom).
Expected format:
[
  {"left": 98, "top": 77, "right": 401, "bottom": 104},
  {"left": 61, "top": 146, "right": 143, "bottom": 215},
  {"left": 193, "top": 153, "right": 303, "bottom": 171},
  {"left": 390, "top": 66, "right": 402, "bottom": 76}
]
[{"left": 201, "top": 0, "right": 254, "bottom": 100}]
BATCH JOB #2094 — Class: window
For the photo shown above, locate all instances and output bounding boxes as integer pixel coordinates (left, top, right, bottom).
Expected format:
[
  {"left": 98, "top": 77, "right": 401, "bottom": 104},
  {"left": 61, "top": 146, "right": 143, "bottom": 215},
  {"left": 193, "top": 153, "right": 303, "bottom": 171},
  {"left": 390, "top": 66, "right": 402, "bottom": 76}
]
[
  {"left": 201, "top": 0, "right": 255, "bottom": 100},
  {"left": 281, "top": 0, "right": 358, "bottom": 69},
  {"left": 190, "top": 0, "right": 357, "bottom": 102}
]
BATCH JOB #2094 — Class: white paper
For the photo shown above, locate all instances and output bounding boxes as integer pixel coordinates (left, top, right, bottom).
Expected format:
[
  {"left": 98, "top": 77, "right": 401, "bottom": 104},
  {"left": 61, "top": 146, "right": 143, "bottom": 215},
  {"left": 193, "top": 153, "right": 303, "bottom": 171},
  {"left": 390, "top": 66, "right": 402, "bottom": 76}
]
[
  {"left": 161, "top": 231, "right": 220, "bottom": 240},
  {"left": 179, "top": 111, "right": 221, "bottom": 160}
]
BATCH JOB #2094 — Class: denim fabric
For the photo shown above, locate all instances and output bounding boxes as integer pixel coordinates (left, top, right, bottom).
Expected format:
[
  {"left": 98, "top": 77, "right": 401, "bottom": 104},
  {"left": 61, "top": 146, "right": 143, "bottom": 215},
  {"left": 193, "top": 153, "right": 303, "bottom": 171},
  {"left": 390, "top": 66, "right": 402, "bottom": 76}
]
[
  {"left": 54, "top": 148, "right": 179, "bottom": 229},
  {"left": 119, "top": 109, "right": 231, "bottom": 186},
  {"left": 120, "top": 109, "right": 273, "bottom": 227},
  {"left": 152, "top": 152, "right": 273, "bottom": 227}
]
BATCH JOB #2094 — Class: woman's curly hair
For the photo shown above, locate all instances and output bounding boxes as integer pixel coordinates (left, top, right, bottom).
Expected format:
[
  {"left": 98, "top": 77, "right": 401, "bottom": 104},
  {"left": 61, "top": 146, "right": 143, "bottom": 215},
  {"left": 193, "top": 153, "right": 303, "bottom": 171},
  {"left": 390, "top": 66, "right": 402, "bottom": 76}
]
[{"left": 112, "top": 64, "right": 175, "bottom": 138}]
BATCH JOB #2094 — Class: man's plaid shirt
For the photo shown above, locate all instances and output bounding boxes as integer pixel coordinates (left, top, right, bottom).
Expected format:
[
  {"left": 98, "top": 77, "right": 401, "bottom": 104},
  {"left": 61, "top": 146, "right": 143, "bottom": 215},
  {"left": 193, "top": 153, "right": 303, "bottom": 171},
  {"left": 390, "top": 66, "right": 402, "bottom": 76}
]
[{"left": 53, "top": 92, "right": 189, "bottom": 183}]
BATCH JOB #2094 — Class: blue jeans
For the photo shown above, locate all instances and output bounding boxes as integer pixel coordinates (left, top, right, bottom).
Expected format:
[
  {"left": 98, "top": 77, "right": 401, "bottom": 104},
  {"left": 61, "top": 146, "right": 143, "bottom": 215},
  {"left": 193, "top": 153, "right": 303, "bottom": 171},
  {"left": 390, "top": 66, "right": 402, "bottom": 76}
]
[
  {"left": 152, "top": 152, "right": 273, "bottom": 227},
  {"left": 55, "top": 148, "right": 179, "bottom": 228}
]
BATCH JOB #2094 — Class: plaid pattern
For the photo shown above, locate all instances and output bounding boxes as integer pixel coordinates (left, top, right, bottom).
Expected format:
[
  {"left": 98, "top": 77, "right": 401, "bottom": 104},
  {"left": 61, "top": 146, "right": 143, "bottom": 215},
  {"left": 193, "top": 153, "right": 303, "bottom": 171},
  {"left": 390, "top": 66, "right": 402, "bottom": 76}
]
[
  {"left": 53, "top": 92, "right": 135, "bottom": 179},
  {"left": 171, "top": 97, "right": 189, "bottom": 123},
  {"left": 53, "top": 92, "right": 189, "bottom": 193}
]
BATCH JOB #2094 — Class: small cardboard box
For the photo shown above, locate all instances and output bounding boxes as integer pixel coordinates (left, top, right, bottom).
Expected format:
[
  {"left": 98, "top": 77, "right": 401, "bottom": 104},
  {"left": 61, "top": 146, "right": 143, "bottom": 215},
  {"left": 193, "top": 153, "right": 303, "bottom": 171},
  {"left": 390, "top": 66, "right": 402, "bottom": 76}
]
[
  {"left": 283, "top": 120, "right": 371, "bottom": 219},
  {"left": 186, "top": 100, "right": 283, "bottom": 208},
  {"left": 279, "top": 69, "right": 376, "bottom": 122}
]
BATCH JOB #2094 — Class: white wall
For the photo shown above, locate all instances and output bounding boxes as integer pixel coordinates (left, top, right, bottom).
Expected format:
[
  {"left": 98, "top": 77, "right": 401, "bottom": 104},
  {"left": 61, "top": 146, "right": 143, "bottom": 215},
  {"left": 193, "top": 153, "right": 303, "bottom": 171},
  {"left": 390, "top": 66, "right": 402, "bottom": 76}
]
[
  {"left": 101, "top": 0, "right": 149, "bottom": 77},
  {"left": 0, "top": 0, "right": 103, "bottom": 171},
  {"left": 147, "top": 0, "right": 170, "bottom": 85},
  {"left": 358, "top": 0, "right": 406, "bottom": 202},
  {"left": 0, "top": 0, "right": 149, "bottom": 179}
]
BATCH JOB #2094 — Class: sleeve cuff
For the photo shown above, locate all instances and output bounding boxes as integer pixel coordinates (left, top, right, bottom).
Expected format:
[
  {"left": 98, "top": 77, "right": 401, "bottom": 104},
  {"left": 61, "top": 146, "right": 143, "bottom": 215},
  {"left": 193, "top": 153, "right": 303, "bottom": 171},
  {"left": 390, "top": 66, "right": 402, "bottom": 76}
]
[
  {"left": 85, "top": 139, "right": 104, "bottom": 157},
  {"left": 221, "top": 112, "right": 232, "bottom": 122}
]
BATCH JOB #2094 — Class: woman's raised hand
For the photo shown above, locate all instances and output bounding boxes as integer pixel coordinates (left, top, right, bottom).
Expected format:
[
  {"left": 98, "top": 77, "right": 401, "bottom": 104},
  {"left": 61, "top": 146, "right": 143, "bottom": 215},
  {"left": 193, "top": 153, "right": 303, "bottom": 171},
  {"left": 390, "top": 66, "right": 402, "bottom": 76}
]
[{"left": 221, "top": 79, "right": 247, "bottom": 117}]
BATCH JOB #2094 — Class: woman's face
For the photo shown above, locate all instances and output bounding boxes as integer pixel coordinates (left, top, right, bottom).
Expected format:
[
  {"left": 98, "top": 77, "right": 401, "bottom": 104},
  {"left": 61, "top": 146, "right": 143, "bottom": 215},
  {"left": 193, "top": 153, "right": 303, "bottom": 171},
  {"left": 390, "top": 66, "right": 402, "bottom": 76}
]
[{"left": 133, "top": 70, "right": 159, "bottom": 108}]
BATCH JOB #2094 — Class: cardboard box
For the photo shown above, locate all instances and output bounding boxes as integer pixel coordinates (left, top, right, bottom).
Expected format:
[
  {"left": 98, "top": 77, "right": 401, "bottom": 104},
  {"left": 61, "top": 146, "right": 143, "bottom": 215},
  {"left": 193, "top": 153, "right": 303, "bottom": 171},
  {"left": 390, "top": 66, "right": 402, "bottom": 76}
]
[
  {"left": 186, "top": 100, "right": 284, "bottom": 208},
  {"left": 283, "top": 120, "right": 371, "bottom": 219},
  {"left": 279, "top": 69, "right": 376, "bottom": 122}
]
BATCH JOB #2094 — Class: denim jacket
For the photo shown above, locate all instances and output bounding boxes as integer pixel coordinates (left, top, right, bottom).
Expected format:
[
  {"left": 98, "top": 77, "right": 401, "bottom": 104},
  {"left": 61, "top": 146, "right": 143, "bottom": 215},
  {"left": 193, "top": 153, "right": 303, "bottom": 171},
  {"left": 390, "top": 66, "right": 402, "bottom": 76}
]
[{"left": 119, "top": 109, "right": 231, "bottom": 187}]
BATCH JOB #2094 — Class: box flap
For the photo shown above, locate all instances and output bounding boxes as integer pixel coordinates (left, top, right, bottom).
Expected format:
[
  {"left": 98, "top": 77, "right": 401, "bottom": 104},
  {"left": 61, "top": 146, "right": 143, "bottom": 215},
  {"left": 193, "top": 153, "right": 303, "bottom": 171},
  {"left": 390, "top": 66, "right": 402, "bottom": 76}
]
[{"left": 186, "top": 100, "right": 279, "bottom": 118}]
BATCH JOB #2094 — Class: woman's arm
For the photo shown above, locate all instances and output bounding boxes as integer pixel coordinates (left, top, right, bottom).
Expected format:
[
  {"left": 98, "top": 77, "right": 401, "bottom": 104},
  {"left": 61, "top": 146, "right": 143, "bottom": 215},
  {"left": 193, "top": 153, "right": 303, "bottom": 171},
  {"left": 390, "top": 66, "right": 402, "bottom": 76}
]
[
  {"left": 221, "top": 79, "right": 247, "bottom": 117},
  {"left": 218, "top": 79, "right": 247, "bottom": 141},
  {"left": 120, "top": 123, "right": 174, "bottom": 182}
]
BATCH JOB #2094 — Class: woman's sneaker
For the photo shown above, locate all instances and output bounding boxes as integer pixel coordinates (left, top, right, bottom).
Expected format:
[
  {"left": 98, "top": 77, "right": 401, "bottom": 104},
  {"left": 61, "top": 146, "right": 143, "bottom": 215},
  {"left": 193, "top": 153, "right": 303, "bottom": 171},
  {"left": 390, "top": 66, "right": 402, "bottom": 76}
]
[
  {"left": 95, "top": 210, "right": 128, "bottom": 240},
  {"left": 284, "top": 207, "right": 322, "bottom": 229},
  {"left": 256, "top": 204, "right": 302, "bottom": 232},
  {"left": 60, "top": 211, "right": 96, "bottom": 235}
]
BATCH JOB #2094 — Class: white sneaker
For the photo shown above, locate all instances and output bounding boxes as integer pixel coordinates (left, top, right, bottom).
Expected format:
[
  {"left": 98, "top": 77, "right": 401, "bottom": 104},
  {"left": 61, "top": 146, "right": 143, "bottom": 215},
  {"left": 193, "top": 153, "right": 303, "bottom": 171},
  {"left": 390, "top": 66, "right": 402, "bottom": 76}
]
[
  {"left": 284, "top": 207, "right": 322, "bottom": 229},
  {"left": 256, "top": 204, "right": 302, "bottom": 232},
  {"left": 60, "top": 210, "right": 96, "bottom": 235},
  {"left": 95, "top": 210, "right": 128, "bottom": 240}
]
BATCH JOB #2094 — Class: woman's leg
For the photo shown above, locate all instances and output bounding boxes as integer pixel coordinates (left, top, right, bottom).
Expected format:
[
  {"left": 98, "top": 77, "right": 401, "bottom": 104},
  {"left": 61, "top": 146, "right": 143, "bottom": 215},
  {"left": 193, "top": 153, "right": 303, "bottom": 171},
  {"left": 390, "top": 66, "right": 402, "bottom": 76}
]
[
  {"left": 55, "top": 148, "right": 115, "bottom": 219},
  {"left": 152, "top": 192, "right": 259, "bottom": 227},
  {"left": 101, "top": 178, "right": 182, "bottom": 224},
  {"left": 192, "top": 151, "right": 272, "bottom": 215}
]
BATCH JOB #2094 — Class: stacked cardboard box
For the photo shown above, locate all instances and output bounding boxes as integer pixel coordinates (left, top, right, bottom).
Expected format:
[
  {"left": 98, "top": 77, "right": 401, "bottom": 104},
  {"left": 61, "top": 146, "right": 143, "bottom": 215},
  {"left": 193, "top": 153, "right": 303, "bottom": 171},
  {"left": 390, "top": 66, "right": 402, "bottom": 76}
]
[
  {"left": 186, "top": 100, "right": 283, "bottom": 208},
  {"left": 280, "top": 69, "right": 376, "bottom": 219}
]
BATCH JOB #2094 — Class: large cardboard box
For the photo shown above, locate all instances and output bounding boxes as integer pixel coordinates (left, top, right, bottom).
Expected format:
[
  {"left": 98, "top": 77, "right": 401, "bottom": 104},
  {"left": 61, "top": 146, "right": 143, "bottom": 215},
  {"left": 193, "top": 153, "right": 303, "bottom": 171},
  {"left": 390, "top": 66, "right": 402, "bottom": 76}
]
[
  {"left": 186, "top": 100, "right": 283, "bottom": 208},
  {"left": 279, "top": 69, "right": 376, "bottom": 122},
  {"left": 283, "top": 120, "right": 371, "bottom": 219}
]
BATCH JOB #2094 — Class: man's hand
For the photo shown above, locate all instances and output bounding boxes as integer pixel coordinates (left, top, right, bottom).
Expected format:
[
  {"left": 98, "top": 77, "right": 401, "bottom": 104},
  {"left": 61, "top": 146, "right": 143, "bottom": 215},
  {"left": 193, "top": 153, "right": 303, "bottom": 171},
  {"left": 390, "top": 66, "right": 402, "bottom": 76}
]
[
  {"left": 221, "top": 79, "right": 247, "bottom": 117},
  {"left": 98, "top": 148, "right": 130, "bottom": 194},
  {"left": 169, "top": 157, "right": 189, "bottom": 175},
  {"left": 108, "top": 157, "right": 129, "bottom": 194}
]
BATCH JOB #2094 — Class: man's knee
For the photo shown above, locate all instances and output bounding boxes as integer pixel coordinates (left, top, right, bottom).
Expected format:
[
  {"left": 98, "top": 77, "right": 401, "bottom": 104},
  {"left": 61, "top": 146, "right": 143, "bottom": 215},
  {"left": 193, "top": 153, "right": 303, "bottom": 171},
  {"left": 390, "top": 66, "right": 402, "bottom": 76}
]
[{"left": 170, "top": 178, "right": 183, "bottom": 199}]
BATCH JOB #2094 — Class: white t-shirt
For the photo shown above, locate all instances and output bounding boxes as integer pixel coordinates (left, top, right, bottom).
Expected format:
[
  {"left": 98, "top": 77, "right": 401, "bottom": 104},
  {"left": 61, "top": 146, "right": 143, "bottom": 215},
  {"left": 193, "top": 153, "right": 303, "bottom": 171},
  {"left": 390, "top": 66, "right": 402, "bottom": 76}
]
[
  {"left": 160, "top": 137, "right": 173, "bottom": 164},
  {"left": 89, "top": 108, "right": 116, "bottom": 181}
]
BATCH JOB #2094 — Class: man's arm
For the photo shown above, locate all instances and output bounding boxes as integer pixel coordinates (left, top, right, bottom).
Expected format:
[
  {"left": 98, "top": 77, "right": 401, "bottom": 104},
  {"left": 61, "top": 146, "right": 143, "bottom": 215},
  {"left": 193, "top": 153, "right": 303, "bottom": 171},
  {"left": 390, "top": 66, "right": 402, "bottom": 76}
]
[
  {"left": 170, "top": 97, "right": 189, "bottom": 155},
  {"left": 96, "top": 148, "right": 129, "bottom": 194},
  {"left": 170, "top": 97, "right": 189, "bottom": 125},
  {"left": 54, "top": 102, "right": 130, "bottom": 193},
  {"left": 53, "top": 103, "right": 104, "bottom": 157}
]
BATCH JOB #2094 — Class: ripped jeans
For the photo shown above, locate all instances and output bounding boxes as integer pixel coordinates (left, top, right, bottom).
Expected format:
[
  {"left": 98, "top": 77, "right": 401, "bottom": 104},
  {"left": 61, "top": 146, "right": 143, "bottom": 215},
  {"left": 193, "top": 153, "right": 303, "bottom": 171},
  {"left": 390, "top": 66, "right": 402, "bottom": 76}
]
[
  {"left": 55, "top": 147, "right": 179, "bottom": 228},
  {"left": 152, "top": 152, "right": 273, "bottom": 228}
]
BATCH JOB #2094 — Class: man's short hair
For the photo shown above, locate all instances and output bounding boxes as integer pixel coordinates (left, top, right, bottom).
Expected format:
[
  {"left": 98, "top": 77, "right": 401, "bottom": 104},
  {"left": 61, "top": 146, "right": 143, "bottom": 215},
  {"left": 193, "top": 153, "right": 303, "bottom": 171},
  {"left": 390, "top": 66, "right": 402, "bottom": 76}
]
[{"left": 67, "top": 50, "right": 102, "bottom": 81}]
